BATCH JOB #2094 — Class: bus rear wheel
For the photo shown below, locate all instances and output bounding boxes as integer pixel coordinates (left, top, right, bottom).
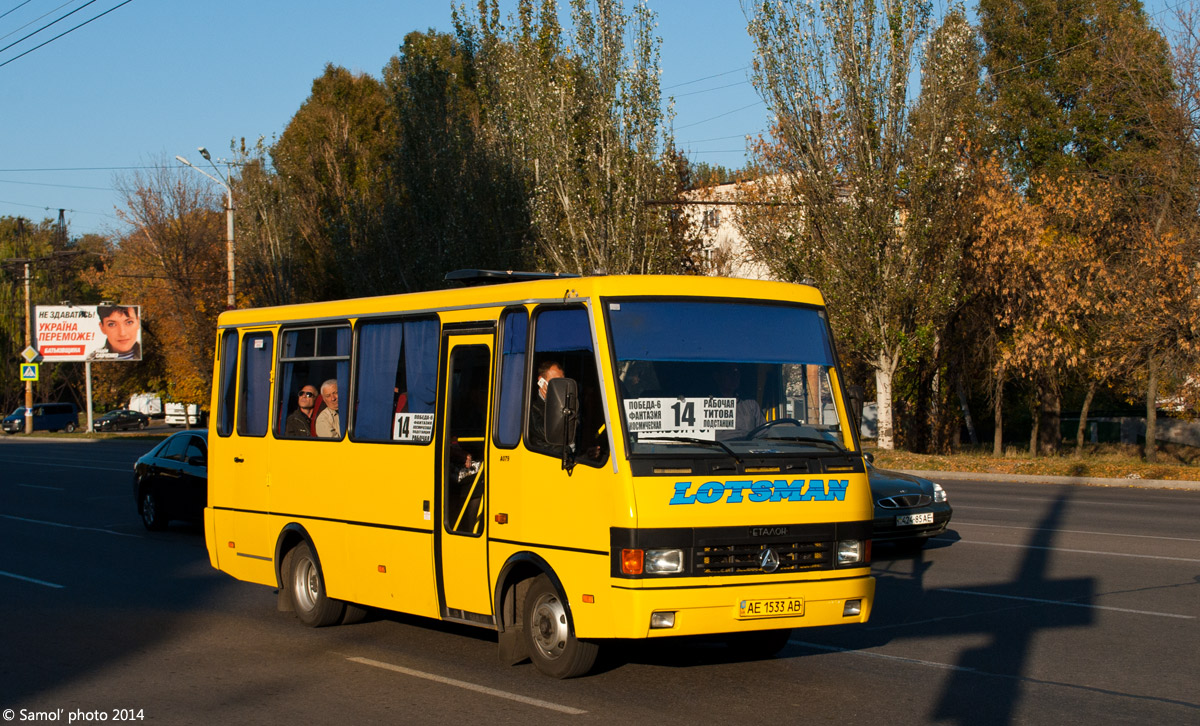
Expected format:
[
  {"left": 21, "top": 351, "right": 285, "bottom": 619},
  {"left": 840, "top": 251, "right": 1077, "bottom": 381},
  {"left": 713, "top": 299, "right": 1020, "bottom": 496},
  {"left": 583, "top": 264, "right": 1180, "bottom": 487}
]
[
  {"left": 522, "top": 574, "right": 598, "bottom": 679},
  {"left": 285, "top": 542, "right": 345, "bottom": 627}
]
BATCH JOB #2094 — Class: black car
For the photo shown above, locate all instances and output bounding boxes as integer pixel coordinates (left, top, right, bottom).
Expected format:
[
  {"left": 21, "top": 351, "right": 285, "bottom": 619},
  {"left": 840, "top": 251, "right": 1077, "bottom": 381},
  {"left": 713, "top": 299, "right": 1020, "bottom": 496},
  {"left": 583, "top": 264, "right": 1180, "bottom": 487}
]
[
  {"left": 94, "top": 408, "right": 150, "bottom": 432},
  {"left": 867, "top": 460, "right": 952, "bottom": 548},
  {"left": 133, "top": 430, "right": 207, "bottom": 530}
]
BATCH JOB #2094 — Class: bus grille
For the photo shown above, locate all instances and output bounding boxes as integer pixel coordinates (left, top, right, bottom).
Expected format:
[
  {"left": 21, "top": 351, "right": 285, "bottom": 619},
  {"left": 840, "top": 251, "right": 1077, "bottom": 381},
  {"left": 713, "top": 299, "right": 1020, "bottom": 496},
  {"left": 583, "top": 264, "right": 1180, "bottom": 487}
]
[{"left": 697, "top": 540, "right": 833, "bottom": 575}]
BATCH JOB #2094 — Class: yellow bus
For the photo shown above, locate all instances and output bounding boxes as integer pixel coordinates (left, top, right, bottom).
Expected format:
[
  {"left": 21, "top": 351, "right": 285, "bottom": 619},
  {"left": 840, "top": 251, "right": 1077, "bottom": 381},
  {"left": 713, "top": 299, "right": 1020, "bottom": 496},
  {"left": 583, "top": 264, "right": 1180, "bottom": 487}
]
[{"left": 205, "top": 271, "right": 874, "bottom": 678}]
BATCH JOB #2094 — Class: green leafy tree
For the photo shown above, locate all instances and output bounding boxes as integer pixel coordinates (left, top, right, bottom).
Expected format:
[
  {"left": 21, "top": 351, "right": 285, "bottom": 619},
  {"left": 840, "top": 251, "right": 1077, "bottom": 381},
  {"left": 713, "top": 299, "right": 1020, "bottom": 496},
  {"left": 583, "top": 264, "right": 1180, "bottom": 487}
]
[
  {"left": 741, "top": 0, "right": 933, "bottom": 450},
  {"left": 455, "top": 0, "right": 695, "bottom": 274}
]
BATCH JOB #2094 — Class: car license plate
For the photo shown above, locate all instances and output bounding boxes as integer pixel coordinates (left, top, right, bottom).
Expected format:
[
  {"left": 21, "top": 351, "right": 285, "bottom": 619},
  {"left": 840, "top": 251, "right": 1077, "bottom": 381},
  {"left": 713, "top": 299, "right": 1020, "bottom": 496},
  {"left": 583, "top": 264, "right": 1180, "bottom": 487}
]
[
  {"left": 738, "top": 597, "right": 804, "bottom": 619},
  {"left": 896, "top": 512, "right": 934, "bottom": 526}
]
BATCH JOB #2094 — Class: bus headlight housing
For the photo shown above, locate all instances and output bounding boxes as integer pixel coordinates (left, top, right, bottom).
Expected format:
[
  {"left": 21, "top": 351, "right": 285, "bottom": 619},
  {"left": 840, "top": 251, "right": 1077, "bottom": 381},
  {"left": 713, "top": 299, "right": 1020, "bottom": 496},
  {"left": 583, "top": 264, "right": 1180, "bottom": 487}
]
[
  {"left": 644, "top": 548, "right": 685, "bottom": 574},
  {"left": 836, "top": 539, "right": 868, "bottom": 566}
]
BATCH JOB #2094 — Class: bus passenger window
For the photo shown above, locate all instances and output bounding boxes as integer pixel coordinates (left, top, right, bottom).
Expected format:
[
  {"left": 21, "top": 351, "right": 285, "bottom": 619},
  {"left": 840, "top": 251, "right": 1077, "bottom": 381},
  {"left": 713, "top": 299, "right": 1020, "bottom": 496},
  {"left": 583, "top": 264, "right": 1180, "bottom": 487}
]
[
  {"left": 353, "top": 318, "right": 439, "bottom": 443},
  {"left": 216, "top": 330, "right": 238, "bottom": 437},
  {"left": 528, "top": 307, "right": 608, "bottom": 466},
  {"left": 274, "top": 325, "right": 350, "bottom": 440},
  {"left": 238, "top": 332, "right": 274, "bottom": 437}
]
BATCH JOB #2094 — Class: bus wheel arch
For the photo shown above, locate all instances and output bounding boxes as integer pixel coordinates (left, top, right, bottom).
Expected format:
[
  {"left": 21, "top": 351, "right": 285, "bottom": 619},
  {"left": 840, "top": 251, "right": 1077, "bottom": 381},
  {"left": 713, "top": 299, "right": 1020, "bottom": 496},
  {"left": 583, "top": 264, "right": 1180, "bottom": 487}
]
[
  {"left": 275, "top": 525, "right": 345, "bottom": 627},
  {"left": 494, "top": 553, "right": 597, "bottom": 678}
]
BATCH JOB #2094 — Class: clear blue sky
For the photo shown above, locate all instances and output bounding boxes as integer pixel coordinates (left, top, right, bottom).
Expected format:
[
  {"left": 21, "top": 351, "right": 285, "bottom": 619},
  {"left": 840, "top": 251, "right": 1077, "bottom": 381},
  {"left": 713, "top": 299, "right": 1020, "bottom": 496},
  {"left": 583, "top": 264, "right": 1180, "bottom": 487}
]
[
  {"left": 0, "top": 0, "right": 766, "bottom": 237},
  {"left": 0, "top": 0, "right": 1186, "bottom": 238}
]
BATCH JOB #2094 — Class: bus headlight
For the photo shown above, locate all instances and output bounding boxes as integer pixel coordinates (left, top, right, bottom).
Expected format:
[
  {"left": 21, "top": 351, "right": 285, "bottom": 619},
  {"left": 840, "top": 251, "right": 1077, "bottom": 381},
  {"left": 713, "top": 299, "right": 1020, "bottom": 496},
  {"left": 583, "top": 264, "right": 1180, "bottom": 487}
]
[
  {"left": 836, "top": 539, "right": 867, "bottom": 566},
  {"left": 645, "top": 548, "right": 685, "bottom": 574}
]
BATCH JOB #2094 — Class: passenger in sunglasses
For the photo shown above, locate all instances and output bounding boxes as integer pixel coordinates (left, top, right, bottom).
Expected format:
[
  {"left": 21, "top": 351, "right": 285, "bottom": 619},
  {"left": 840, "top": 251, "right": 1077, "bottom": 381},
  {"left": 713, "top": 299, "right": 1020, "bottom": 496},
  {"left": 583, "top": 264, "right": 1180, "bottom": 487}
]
[{"left": 285, "top": 384, "right": 320, "bottom": 437}]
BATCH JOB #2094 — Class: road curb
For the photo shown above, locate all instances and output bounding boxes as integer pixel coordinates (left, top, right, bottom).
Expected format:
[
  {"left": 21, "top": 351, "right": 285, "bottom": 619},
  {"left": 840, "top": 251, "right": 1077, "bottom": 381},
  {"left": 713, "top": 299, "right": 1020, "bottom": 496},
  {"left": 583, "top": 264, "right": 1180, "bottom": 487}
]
[{"left": 901, "top": 469, "right": 1200, "bottom": 492}]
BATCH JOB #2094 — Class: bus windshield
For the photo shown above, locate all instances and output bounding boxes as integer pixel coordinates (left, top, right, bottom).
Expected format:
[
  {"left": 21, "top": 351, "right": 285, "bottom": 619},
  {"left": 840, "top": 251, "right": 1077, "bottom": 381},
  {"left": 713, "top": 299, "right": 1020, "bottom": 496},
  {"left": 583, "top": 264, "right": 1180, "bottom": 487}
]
[{"left": 606, "top": 299, "right": 850, "bottom": 456}]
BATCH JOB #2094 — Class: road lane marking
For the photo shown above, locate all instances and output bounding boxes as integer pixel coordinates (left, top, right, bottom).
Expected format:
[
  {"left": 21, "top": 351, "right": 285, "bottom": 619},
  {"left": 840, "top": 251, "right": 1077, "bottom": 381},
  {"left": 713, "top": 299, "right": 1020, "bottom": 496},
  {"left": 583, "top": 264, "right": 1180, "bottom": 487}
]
[
  {"left": 0, "top": 456, "right": 130, "bottom": 473},
  {"left": 788, "top": 640, "right": 1200, "bottom": 709},
  {"left": 347, "top": 656, "right": 587, "bottom": 715},
  {"left": 0, "top": 570, "right": 64, "bottom": 589},
  {"left": 936, "top": 588, "right": 1195, "bottom": 619},
  {"left": 932, "top": 536, "right": 1200, "bottom": 563},
  {"left": 0, "top": 514, "right": 141, "bottom": 539},
  {"left": 18, "top": 483, "right": 64, "bottom": 491},
  {"left": 954, "top": 520, "right": 1200, "bottom": 543},
  {"left": 949, "top": 505, "right": 1021, "bottom": 512}
]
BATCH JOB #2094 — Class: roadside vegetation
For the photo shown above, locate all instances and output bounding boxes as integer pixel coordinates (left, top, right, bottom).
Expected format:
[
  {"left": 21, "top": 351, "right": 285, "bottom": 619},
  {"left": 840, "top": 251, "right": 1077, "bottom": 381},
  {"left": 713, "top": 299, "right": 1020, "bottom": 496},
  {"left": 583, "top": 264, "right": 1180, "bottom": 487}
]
[{"left": 872, "top": 442, "right": 1200, "bottom": 481}]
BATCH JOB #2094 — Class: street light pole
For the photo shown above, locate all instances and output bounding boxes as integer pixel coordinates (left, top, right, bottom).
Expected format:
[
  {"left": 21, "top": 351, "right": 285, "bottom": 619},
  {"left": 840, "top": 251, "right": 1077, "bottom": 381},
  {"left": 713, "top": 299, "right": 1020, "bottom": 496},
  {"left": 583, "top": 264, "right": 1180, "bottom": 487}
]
[{"left": 176, "top": 150, "right": 235, "bottom": 309}]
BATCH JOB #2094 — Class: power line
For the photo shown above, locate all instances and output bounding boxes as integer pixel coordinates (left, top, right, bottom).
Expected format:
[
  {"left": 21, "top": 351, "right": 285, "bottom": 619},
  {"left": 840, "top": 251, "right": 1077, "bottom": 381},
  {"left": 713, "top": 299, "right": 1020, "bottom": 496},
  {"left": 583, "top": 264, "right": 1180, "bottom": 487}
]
[
  {"left": 0, "top": 0, "right": 134, "bottom": 70},
  {"left": 675, "top": 100, "right": 764, "bottom": 131},
  {"left": 672, "top": 80, "right": 751, "bottom": 98},
  {"left": 0, "top": 1, "right": 77, "bottom": 44},
  {"left": 664, "top": 65, "right": 750, "bottom": 90},
  {"left": 0, "top": 0, "right": 99, "bottom": 56},
  {"left": 0, "top": 1, "right": 34, "bottom": 22},
  {"left": 0, "top": 165, "right": 173, "bottom": 172},
  {"left": 0, "top": 178, "right": 113, "bottom": 191}
]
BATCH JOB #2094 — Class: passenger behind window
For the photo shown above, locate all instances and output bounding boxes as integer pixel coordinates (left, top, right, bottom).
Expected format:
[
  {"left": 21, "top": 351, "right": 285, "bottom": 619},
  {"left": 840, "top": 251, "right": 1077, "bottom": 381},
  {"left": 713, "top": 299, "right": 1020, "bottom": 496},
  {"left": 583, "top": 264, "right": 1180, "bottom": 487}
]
[
  {"left": 314, "top": 379, "right": 341, "bottom": 438},
  {"left": 285, "top": 385, "right": 319, "bottom": 437}
]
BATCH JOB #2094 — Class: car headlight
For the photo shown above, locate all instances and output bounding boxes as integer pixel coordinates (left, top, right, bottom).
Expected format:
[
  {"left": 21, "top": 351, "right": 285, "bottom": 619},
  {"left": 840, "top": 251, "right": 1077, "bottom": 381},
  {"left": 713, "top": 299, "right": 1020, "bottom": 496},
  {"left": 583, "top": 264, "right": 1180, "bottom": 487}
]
[
  {"left": 645, "top": 548, "right": 685, "bottom": 574},
  {"left": 933, "top": 482, "right": 947, "bottom": 503}
]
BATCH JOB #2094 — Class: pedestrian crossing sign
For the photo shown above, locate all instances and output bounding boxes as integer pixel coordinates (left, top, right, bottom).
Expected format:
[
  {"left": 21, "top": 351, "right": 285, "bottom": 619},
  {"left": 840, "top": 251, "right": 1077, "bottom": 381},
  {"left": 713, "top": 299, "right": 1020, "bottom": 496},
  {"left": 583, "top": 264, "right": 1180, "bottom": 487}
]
[{"left": 20, "top": 363, "right": 38, "bottom": 381}]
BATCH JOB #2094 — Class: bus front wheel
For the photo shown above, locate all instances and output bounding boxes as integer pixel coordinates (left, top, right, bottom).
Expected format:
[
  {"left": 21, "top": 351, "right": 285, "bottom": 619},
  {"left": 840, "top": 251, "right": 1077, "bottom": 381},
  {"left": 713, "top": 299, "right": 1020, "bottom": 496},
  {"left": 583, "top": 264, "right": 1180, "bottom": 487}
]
[
  {"left": 285, "top": 542, "right": 345, "bottom": 627},
  {"left": 522, "top": 574, "right": 598, "bottom": 679}
]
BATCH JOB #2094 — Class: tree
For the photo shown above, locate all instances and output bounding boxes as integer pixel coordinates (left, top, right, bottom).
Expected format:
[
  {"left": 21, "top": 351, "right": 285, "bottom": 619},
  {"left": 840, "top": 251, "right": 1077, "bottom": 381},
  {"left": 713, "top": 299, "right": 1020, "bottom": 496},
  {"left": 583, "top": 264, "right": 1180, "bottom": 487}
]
[
  {"left": 269, "top": 64, "right": 399, "bottom": 300},
  {"left": 0, "top": 216, "right": 103, "bottom": 413},
  {"left": 741, "top": 0, "right": 934, "bottom": 450},
  {"left": 103, "top": 159, "right": 226, "bottom": 405},
  {"left": 384, "top": 30, "right": 530, "bottom": 289},
  {"left": 455, "top": 0, "right": 695, "bottom": 275}
]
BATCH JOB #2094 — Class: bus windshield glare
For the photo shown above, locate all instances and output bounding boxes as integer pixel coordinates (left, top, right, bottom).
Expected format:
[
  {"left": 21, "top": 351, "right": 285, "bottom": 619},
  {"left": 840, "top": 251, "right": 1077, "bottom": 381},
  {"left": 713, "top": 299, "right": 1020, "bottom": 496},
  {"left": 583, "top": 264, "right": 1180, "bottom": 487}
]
[{"left": 607, "top": 299, "right": 849, "bottom": 455}]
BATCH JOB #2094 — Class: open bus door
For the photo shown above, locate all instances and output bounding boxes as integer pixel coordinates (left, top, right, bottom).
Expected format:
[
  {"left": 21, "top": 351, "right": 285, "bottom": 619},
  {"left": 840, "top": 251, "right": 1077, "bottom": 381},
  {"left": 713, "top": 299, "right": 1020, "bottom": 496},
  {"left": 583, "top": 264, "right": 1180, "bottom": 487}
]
[{"left": 436, "top": 333, "right": 494, "bottom": 623}]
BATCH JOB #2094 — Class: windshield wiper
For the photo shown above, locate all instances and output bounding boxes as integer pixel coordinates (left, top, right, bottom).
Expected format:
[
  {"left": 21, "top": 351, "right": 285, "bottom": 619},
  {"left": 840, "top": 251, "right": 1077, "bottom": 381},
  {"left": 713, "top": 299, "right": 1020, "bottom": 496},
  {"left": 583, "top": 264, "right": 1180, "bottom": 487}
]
[
  {"left": 637, "top": 436, "right": 744, "bottom": 465},
  {"left": 748, "top": 434, "right": 845, "bottom": 452}
]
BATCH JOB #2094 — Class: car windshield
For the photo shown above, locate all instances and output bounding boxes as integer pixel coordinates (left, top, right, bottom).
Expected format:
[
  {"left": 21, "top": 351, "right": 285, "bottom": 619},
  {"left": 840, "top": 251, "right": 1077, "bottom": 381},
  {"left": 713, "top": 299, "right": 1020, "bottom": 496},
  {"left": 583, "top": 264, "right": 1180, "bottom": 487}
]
[
  {"left": 606, "top": 299, "right": 851, "bottom": 457},
  {"left": 9, "top": 407, "right": 25, "bottom": 417}
]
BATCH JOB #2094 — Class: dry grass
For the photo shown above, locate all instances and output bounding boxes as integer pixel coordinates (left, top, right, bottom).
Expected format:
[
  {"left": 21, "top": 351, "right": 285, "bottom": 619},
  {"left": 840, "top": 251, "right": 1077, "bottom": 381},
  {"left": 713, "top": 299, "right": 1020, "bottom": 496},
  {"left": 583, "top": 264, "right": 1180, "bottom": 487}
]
[{"left": 871, "top": 442, "right": 1200, "bottom": 481}]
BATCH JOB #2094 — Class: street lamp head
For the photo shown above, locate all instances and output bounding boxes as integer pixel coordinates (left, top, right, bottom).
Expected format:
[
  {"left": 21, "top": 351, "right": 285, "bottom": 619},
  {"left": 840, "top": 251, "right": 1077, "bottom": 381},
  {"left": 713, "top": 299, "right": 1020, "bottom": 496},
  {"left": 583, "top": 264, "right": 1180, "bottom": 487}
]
[
  {"left": 198, "top": 147, "right": 211, "bottom": 161},
  {"left": 175, "top": 155, "right": 193, "bottom": 167}
]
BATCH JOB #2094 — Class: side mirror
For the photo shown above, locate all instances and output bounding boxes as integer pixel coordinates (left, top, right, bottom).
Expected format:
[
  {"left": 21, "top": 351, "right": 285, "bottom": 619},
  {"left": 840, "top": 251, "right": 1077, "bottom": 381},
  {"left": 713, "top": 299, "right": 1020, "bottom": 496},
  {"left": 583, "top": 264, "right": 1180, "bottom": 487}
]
[
  {"left": 544, "top": 377, "right": 579, "bottom": 448},
  {"left": 846, "top": 385, "right": 865, "bottom": 433}
]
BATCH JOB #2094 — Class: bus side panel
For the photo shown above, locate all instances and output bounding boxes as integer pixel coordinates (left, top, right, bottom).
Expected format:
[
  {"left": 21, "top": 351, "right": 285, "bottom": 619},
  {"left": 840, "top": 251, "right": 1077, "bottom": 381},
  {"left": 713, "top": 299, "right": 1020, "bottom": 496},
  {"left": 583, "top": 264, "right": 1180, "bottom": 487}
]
[
  {"left": 489, "top": 451, "right": 621, "bottom": 628},
  {"left": 267, "top": 439, "right": 440, "bottom": 619}
]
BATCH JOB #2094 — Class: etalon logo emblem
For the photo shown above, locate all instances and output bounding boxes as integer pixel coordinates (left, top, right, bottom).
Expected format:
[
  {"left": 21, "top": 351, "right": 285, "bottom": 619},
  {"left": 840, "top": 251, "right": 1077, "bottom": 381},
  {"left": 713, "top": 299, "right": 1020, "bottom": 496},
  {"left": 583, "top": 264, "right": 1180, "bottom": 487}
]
[{"left": 760, "top": 547, "right": 781, "bottom": 573}]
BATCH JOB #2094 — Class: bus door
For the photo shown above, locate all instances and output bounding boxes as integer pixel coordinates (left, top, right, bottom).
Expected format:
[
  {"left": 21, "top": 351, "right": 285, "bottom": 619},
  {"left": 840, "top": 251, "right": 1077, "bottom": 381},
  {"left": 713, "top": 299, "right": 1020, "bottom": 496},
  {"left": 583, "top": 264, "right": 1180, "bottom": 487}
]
[{"left": 436, "top": 333, "right": 494, "bottom": 622}]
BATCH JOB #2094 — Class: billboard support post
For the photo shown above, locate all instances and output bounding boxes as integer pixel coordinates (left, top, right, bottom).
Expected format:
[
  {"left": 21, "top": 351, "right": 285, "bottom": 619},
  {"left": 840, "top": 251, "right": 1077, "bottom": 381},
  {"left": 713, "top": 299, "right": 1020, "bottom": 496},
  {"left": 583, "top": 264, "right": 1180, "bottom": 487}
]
[
  {"left": 24, "top": 261, "right": 32, "bottom": 434},
  {"left": 85, "top": 361, "right": 93, "bottom": 433}
]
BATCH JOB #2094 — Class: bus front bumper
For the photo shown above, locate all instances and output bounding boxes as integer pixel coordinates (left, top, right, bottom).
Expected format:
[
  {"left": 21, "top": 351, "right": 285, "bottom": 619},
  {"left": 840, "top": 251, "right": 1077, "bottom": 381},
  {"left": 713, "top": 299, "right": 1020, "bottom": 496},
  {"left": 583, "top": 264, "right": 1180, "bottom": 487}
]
[{"left": 588, "top": 573, "right": 874, "bottom": 639}]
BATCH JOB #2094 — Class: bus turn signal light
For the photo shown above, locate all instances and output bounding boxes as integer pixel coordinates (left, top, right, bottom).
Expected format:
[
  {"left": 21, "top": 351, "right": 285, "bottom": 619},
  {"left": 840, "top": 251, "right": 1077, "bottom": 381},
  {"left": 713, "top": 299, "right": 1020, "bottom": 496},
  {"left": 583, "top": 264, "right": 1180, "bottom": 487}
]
[{"left": 621, "top": 549, "right": 644, "bottom": 575}]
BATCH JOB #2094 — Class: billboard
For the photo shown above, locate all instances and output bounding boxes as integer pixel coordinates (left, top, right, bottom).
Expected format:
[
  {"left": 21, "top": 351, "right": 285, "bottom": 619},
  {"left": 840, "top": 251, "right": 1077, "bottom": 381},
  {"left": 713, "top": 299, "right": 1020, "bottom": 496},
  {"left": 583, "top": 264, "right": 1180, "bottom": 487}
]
[{"left": 35, "top": 304, "right": 143, "bottom": 362}]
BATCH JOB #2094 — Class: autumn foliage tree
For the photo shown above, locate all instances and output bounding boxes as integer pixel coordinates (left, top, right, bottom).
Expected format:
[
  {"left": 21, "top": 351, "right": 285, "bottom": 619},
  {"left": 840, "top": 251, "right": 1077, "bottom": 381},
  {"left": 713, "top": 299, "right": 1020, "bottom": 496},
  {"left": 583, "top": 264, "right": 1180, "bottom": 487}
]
[{"left": 100, "top": 160, "right": 226, "bottom": 405}]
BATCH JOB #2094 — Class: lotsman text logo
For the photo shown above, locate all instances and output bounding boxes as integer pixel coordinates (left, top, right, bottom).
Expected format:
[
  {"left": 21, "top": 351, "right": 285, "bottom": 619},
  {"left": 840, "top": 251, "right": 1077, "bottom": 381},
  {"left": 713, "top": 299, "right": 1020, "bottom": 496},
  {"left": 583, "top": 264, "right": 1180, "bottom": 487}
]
[{"left": 669, "top": 479, "right": 850, "bottom": 505}]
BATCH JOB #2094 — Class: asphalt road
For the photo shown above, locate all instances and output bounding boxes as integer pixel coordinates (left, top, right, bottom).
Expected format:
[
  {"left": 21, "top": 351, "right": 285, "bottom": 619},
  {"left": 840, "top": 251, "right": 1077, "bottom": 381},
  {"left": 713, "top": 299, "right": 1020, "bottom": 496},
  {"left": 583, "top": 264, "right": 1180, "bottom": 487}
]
[{"left": 1, "top": 438, "right": 1196, "bottom": 725}]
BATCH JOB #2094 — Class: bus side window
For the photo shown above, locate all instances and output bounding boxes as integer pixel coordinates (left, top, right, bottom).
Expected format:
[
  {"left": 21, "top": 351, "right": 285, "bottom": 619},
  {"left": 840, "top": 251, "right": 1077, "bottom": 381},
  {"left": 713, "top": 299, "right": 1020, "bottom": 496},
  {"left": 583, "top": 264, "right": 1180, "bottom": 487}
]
[
  {"left": 528, "top": 306, "right": 608, "bottom": 466},
  {"left": 216, "top": 330, "right": 238, "bottom": 437},
  {"left": 274, "top": 325, "right": 351, "bottom": 440},
  {"left": 238, "top": 332, "right": 274, "bottom": 437},
  {"left": 353, "top": 318, "right": 439, "bottom": 443},
  {"left": 494, "top": 308, "right": 528, "bottom": 448}
]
